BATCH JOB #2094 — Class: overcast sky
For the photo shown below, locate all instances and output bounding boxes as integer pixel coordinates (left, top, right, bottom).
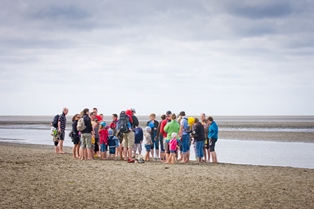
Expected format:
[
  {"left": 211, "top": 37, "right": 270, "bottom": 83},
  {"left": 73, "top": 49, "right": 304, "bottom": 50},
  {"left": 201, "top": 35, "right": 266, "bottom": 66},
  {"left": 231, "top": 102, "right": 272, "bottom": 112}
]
[{"left": 0, "top": 0, "right": 313, "bottom": 116}]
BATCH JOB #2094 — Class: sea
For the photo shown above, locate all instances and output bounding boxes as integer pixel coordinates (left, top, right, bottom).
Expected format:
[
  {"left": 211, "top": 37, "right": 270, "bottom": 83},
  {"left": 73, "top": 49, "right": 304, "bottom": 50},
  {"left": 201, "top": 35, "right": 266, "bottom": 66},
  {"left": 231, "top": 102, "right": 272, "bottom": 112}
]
[{"left": 0, "top": 116, "right": 313, "bottom": 169}]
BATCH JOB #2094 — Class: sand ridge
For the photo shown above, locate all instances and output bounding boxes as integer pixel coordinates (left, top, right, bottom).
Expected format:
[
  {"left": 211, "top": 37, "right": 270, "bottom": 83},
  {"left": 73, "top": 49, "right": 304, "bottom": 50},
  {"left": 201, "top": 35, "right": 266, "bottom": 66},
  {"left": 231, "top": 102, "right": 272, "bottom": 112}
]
[{"left": 0, "top": 142, "right": 313, "bottom": 208}]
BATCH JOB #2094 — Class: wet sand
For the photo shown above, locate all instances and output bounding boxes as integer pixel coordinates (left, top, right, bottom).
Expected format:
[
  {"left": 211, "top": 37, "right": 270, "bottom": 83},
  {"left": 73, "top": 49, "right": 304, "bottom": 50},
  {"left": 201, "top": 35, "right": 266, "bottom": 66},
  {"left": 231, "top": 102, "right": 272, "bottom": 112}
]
[{"left": 0, "top": 142, "right": 313, "bottom": 208}]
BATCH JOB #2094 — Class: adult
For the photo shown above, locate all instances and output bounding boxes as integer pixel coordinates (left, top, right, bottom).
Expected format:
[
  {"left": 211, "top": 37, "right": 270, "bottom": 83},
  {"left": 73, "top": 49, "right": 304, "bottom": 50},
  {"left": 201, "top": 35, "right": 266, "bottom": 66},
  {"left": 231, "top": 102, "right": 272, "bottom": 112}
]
[
  {"left": 179, "top": 111, "right": 190, "bottom": 163},
  {"left": 80, "top": 108, "right": 94, "bottom": 160},
  {"left": 193, "top": 118, "right": 206, "bottom": 163},
  {"left": 123, "top": 110, "right": 135, "bottom": 162},
  {"left": 160, "top": 111, "right": 172, "bottom": 162},
  {"left": 147, "top": 113, "right": 159, "bottom": 159},
  {"left": 201, "top": 113, "right": 210, "bottom": 162},
  {"left": 155, "top": 114, "right": 166, "bottom": 161},
  {"left": 130, "top": 108, "right": 139, "bottom": 128},
  {"left": 207, "top": 116, "right": 219, "bottom": 163},
  {"left": 93, "top": 107, "right": 102, "bottom": 122},
  {"left": 71, "top": 114, "right": 81, "bottom": 158},
  {"left": 58, "top": 107, "right": 69, "bottom": 154},
  {"left": 164, "top": 113, "right": 180, "bottom": 164}
]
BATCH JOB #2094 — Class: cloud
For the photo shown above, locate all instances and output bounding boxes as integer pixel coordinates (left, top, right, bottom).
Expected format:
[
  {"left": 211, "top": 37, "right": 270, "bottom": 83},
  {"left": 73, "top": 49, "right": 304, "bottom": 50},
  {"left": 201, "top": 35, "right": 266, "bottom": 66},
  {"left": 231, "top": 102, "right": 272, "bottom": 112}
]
[{"left": 0, "top": 0, "right": 313, "bottom": 115}]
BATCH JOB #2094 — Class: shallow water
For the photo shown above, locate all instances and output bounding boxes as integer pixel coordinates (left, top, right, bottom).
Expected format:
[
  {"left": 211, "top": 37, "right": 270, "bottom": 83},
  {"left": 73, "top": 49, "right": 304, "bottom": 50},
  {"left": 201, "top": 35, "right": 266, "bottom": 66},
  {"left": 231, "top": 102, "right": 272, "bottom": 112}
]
[{"left": 0, "top": 129, "right": 313, "bottom": 169}]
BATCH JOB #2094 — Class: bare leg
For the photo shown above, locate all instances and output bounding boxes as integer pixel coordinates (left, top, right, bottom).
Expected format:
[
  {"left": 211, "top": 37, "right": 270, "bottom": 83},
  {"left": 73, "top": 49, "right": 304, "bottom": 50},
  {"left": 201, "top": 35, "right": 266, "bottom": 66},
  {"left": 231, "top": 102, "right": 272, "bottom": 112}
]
[
  {"left": 212, "top": 151, "right": 217, "bottom": 163},
  {"left": 123, "top": 147, "right": 128, "bottom": 160},
  {"left": 208, "top": 150, "right": 211, "bottom": 162},
  {"left": 204, "top": 148, "right": 207, "bottom": 162},
  {"left": 55, "top": 146, "right": 59, "bottom": 154},
  {"left": 128, "top": 148, "right": 132, "bottom": 160}
]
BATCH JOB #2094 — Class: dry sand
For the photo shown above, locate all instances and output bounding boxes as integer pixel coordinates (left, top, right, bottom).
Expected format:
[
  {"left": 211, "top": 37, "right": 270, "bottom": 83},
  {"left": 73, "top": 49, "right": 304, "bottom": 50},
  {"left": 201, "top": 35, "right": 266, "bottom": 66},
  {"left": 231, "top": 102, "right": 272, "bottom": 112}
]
[{"left": 0, "top": 142, "right": 313, "bottom": 209}]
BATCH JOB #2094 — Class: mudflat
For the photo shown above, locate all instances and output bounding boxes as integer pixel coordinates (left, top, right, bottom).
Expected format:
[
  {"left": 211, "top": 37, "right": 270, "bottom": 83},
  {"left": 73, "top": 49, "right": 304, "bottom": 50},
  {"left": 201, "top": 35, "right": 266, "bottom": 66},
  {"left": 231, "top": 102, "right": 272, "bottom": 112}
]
[{"left": 0, "top": 142, "right": 313, "bottom": 209}]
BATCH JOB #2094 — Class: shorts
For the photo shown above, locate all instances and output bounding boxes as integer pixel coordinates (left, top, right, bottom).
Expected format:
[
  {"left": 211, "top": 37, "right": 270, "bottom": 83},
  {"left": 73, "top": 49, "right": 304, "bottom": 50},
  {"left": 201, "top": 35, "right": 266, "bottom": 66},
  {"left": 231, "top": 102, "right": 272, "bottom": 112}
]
[
  {"left": 122, "top": 131, "right": 135, "bottom": 149},
  {"left": 195, "top": 140, "right": 205, "bottom": 158},
  {"left": 181, "top": 134, "right": 190, "bottom": 154},
  {"left": 170, "top": 150, "right": 176, "bottom": 153},
  {"left": 133, "top": 143, "right": 142, "bottom": 152},
  {"left": 54, "top": 141, "right": 59, "bottom": 146},
  {"left": 109, "top": 148, "right": 116, "bottom": 155},
  {"left": 145, "top": 144, "right": 151, "bottom": 152},
  {"left": 163, "top": 139, "right": 170, "bottom": 154},
  {"left": 59, "top": 131, "right": 65, "bottom": 141},
  {"left": 94, "top": 138, "right": 99, "bottom": 152},
  {"left": 204, "top": 138, "right": 210, "bottom": 149},
  {"left": 81, "top": 133, "right": 92, "bottom": 149},
  {"left": 100, "top": 144, "right": 107, "bottom": 152},
  {"left": 73, "top": 136, "right": 80, "bottom": 145},
  {"left": 209, "top": 138, "right": 217, "bottom": 152}
]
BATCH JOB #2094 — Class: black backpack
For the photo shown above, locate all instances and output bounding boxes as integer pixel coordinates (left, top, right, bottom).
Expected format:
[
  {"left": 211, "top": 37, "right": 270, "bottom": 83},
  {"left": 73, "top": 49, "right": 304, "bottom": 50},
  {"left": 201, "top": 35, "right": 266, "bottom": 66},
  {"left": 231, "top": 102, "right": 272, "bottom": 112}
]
[
  {"left": 119, "top": 111, "right": 130, "bottom": 133},
  {"left": 52, "top": 115, "right": 59, "bottom": 128}
]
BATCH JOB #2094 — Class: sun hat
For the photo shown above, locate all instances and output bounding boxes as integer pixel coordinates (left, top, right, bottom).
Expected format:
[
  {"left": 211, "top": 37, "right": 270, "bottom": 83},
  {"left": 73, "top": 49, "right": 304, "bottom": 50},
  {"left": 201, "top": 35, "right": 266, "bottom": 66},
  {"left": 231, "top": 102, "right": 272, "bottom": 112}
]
[{"left": 171, "top": 132, "right": 177, "bottom": 138}]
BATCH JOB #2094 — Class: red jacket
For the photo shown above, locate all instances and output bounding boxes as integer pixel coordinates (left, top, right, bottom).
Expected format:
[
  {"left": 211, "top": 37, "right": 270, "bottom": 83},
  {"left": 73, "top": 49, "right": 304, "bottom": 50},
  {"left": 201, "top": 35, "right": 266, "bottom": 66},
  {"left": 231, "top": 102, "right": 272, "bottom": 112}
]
[
  {"left": 99, "top": 129, "right": 108, "bottom": 144},
  {"left": 160, "top": 119, "right": 168, "bottom": 138}
]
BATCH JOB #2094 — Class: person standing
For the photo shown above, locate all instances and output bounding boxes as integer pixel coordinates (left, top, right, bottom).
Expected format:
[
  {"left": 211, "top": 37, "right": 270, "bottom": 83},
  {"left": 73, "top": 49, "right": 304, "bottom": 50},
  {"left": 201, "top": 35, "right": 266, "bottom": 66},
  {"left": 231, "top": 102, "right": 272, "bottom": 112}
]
[
  {"left": 58, "top": 107, "right": 69, "bottom": 154},
  {"left": 201, "top": 113, "right": 209, "bottom": 162},
  {"left": 71, "top": 114, "right": 81, "bottom": 158},
  {"left": 80, "top": 108, "right": 94, "bottom": 160},
  {"left": 147, "top": 113, "right": 159, "bottom": 160},
  {"left": 207, "top": 116, "right": 219, "bottom": 163},
  {"left": 156, "top": 114, "right": 166, "bottom": 161},
  {"left": 164, "top": 113, "right": 180, "bottom": 164},
  {"left": 93, "top": 107, "right": 103, "bottom": 122},
  {"left": 130, "top": 108, "right": 139, "bottom": 128},
  {"left": 160, "top": 111, "right": 172, "bottom": 162},
  {"left": 193, "top": 118, "right": 206, "bottom": 163},
  {"left": 179, "top": 111, "right": 190, "bottom": 163}
]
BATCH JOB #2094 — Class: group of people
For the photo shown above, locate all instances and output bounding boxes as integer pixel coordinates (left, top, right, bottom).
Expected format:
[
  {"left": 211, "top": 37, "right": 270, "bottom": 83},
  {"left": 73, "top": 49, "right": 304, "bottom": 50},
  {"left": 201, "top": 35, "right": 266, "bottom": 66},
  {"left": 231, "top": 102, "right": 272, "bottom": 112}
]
[{"left": 51, "top": 107, "right": 219, "bottom": 164}]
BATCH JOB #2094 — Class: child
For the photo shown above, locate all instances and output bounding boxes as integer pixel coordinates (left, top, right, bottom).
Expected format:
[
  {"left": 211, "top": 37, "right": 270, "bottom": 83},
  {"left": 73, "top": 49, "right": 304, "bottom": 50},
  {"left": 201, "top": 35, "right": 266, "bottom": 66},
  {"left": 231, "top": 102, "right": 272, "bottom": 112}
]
[
  {"left": 133, "top": 126, "right": 143, "bottom": 157},
  {"left": 147, "top": 113, "right": 159, "bottom": 159},
  {"left": 143, "top": 126, "right": 152, "bottom": 161},
  {"left": 99, "top": 122, "right": 108, "bottom": 160},
  {"left": 169, "top": 133, "right": 178, "bottom": 164},
  {"left": 108, "top": 129, "right": 119, "bottom": 159}
]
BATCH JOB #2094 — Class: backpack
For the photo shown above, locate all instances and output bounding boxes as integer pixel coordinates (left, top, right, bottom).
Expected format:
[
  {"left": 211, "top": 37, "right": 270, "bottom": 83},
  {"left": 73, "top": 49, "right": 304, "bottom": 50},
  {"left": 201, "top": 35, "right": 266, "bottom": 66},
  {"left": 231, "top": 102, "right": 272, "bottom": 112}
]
[
  {"left": 52, "top": 115, "right": 59, "bottom": 128},
  {"left": 183, "top": 117, "right": 191, "bottom": 133},
  {"left": 77, "top": 116, "right": 86, "bottom": 132},
  {"left": 119, "top": 111, "right": 130, "bottom": 133}
]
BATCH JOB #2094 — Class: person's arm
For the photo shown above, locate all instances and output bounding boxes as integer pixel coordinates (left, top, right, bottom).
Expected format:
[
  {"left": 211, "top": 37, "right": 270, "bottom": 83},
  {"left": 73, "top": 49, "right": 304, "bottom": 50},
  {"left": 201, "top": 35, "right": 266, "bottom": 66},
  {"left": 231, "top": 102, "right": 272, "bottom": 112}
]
[
  {"left": 164, "top": 123, "right": 169, "bottom": 133},
  {"left": 155, "top": 123, "right": 161, "bottom": 139},
  {"left": 179, "top": 120, "right": 184, "bottom": 136},
  {"left": 208, "top": 125, "right": 213, "bottom": 139},
  {"left": 58, "top": 116, "right": 62, "bottom": 132}
]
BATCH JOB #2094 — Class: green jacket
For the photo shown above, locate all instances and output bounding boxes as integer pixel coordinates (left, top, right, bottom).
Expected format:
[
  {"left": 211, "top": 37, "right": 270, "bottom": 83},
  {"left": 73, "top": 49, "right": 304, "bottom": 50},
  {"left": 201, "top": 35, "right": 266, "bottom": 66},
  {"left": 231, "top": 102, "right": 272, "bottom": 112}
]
[{"left": 164, "top": 120, "right": 180, "bottom": 141}]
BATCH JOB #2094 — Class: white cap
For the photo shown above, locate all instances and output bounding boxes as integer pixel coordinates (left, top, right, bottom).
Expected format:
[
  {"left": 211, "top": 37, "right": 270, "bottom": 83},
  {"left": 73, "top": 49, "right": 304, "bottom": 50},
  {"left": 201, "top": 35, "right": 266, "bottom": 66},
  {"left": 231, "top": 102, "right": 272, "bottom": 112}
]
[
  {"left": 145, "top": 126, "right": 151, "bottom": 132},
  {"left": 171, "top": 133, "right": 177, "bottom": 138},
  {"left": 131, "top": 108, "right": 136, "bottom": 113}
]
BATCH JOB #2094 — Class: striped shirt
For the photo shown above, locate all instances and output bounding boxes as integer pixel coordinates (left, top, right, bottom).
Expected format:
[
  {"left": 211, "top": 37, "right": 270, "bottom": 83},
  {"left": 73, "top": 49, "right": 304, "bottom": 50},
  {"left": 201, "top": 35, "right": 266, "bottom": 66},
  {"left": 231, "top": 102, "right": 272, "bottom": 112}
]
[{"left": 58, "top": 113, "right": 67, "bottom": 131}]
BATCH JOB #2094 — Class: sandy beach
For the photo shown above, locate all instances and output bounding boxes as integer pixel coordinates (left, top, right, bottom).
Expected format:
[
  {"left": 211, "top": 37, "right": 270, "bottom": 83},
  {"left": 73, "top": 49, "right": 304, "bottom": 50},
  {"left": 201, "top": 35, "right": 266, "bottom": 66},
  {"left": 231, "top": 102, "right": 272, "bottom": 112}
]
[{"left": 0, "top": 142, "right": 313, "bottom": 209}]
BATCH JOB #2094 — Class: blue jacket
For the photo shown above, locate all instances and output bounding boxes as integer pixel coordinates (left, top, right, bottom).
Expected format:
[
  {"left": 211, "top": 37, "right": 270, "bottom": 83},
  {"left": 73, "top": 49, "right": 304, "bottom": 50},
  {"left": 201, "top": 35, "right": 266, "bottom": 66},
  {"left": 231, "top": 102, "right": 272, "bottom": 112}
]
[{"left": 208, "top": 121, "right": 218, "bottom": 140}]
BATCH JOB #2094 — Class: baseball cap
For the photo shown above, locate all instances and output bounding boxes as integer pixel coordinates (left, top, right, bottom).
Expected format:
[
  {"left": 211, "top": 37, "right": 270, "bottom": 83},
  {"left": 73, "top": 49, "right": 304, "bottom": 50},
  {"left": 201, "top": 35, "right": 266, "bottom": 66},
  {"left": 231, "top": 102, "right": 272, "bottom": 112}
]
[
  {"left": 166, "top": 110, "right": 172, "bottom": 115},
  {"left": 100, "top": 121, "right": 106, "bottom": 127},
  {"left": 131, "top": 108, "right": 136, "bottom": 113}
]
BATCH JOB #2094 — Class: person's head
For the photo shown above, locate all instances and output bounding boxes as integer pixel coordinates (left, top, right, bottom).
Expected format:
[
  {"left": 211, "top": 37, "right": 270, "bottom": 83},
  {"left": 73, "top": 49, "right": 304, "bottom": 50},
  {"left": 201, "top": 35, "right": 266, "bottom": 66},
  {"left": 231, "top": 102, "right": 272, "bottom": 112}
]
[
  {"left": 83, "top": 108, "right": 89, "bottom": 116},
  {"left": 166, "top": 110, "right": 172, "bottom": 119},
  {"left": 207, "top": 116, "right": 214, "bottom": 124},
  {"left": 99, "top": 114, "right": 104, "bottom": 120},
  {"left": 201, "top": 113, "right": 206, "bottom": 122},
  {"left": 171, "top": 132, "right": 177, "bottom": 138},
  {"left": 112, "top": 114, "right": 118, "bottom": 121},
  {"left": 161, "top": 114, "right": 166, "bottom": 120},
  {"left": 90, "top": 112, "right": 96, "bottom": 120},
  {"left": 93, "top": 108, "right": 98, "bottom": 115},
  {"left": 144, "top": 126, "right": 151, "bottom": 133},
  {"left": 131, "top": 108, "right": 136, "bottom": 115},
  {"left": 171, "top": 113, "right": 177, "bottom": 120},
  {"left": 100, "top": 121, "right": 106, "bottom": 129},
  {"left": 108, "top": 129, "right": 114, "bottom": 136},
  {"left": 194, "top": 118, "right": 199, "bottom": 124},
  {"left": 62, "top": 107, "right": 69, "bottom": 115},
  {"left": 177, "top": 115, "right": 182, "bottom": 123},
  {"left": 72, "top": 114, "right": 80, "bottom": 122},
  {"left": 149, "top": 113, "right": 156, "bottom": 120},
  {"left": 179, "top": 111, "right": 186, "bottom": 117}
]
